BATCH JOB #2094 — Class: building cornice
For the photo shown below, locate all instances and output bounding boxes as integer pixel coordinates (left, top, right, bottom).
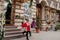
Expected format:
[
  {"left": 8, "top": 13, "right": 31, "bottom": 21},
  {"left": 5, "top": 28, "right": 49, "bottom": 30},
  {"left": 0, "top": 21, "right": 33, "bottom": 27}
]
[{"left": 39, "top": 0, "right": 60, "bottom": 10}]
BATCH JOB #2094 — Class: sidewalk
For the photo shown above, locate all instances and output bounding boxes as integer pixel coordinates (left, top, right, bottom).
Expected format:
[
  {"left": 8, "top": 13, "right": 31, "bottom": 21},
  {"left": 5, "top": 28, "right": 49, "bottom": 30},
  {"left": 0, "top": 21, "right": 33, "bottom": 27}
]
[{"left": 12, "top": 31, "right": 60, "bottom": 40}]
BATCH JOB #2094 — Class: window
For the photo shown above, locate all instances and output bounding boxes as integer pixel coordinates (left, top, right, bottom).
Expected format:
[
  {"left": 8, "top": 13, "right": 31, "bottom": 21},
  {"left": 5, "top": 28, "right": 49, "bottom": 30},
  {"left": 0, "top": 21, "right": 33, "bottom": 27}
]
[
  {"left": 53, "top": 2, "right": 57, "bottom": 8},
  {"left": 59, "top": 3, "right": 60, "bottom": 8},
  {"left": 58, "top": 0, "right": 60, "bottom": 2},
  {"left": 47, "top": 0, "right": 51, "bottom": 6}
]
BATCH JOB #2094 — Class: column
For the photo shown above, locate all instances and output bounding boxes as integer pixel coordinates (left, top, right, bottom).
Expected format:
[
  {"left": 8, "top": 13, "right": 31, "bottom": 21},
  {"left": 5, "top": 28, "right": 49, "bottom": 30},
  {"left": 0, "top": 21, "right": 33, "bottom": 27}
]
[{"left": 41, "top": 6, "right": 47, "bottom": 30}]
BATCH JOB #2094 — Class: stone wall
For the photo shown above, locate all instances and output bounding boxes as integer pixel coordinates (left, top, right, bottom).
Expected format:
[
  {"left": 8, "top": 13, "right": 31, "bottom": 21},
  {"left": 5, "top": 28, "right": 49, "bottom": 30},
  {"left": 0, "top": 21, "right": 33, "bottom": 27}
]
[
  {"left": 13, "top": 0, "right": 36, "bottom": 27},
  {"left": 0, "top": 0, "right": 4, "bottom": 26}
]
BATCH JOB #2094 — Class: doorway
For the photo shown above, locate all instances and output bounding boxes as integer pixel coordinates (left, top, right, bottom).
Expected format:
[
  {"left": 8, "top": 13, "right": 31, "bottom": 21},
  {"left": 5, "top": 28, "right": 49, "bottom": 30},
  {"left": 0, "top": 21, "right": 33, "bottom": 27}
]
[{"left": 5, "top": 0, "right": 14, "bottom": 26}]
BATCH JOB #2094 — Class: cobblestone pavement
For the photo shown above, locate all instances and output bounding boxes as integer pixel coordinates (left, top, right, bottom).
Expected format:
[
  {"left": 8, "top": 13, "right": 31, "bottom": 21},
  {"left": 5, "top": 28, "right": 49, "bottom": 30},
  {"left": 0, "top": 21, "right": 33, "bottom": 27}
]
[{"left": 12, "top": 31, "right": 60, "bottom": 40}]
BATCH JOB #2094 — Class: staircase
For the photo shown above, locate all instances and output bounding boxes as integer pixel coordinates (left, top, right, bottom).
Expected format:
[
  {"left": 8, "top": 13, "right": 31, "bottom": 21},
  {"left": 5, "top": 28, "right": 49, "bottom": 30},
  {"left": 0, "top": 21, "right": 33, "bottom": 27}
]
[
  {"left": 4, "top": 26, "right": 25, "bottom": 40},
  {"left": 4, "top": 0, "right": 25, "bottom": 39}
]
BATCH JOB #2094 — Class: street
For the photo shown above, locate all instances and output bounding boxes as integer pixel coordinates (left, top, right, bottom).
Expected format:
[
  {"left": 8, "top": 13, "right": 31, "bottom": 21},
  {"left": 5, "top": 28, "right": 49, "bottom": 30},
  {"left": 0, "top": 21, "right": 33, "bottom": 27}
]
[{"left": 12, "top": 31, "right": 60, "bottom": 40}]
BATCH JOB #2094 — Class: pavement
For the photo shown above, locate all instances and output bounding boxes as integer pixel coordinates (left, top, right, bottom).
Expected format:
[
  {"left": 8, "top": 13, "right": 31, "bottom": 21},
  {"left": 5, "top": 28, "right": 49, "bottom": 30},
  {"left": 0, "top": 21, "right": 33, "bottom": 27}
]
[{"left": 12, "top": 31, "right": 60, "bottom": 40}]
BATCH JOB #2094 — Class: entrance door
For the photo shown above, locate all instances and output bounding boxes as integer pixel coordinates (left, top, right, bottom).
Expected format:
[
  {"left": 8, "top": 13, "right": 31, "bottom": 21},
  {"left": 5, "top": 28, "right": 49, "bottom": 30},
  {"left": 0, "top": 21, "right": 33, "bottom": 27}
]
[{"left": 5, "top": 0, "right": 14, "bottom": 26}]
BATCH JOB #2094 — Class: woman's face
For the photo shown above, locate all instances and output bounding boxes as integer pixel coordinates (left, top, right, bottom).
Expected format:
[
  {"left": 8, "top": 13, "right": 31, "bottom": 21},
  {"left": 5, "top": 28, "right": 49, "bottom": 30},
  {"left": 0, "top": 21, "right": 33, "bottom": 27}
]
[
  {"left": 23, "top": 20, "right": 26, "bottom": 23},
  {"left": 33, "top": 19, "right": 35, "bottom": 21}
]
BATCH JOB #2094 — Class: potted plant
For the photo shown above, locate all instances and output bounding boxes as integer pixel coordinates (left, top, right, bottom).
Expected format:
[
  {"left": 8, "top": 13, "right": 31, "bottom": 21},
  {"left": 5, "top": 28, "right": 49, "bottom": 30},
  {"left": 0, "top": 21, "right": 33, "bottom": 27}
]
[
  {"left": 36, "top": 17, "right": 41, "bottom": 33},
  {"left": 55, "top": 22, "right": 60, "bottom": 31}
]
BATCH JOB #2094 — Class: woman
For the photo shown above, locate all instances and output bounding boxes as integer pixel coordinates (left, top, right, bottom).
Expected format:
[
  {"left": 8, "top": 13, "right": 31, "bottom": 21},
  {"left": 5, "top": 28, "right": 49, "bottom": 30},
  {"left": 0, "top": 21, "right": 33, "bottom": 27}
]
[
  {"left": 31, "top": 18, "right": 36, "bottom": 28},
  {"left": 31, "top": 18, "right": 36, "bottom": 32},
  {"left": 25, "top": 19, "right": 31, "bottom": 40},
  {"left": 22, "top": 19, "right": 31, "bottom": 40}
]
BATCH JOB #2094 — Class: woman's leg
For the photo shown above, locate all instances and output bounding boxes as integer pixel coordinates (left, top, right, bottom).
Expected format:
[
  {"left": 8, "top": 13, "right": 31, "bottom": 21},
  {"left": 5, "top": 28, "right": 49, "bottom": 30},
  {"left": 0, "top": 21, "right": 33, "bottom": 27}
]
[
  {"left": 29, "top": 31, "right": 31, "bottom": 36},
  {"left": 26, "top": 31, "right": 29, "bottom": 40},
  {"left": 22, "top": 31, "right": 26, "bottom": 35}
]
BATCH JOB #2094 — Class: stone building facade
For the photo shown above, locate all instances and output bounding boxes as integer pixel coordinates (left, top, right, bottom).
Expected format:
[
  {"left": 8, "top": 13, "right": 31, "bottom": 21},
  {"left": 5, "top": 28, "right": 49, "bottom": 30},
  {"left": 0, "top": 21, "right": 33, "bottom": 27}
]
[
  {"left": 2, "top": 0, "right": 60, "bottom": 29},
  {"left": 36, "top": 0, "right": 60, "bottom": 30},
  {"left": 4, "top": 0, "right": 36, "bottom": 27},
  {"left": 0, "top": 0, "right": 60, "bottom": 38}
]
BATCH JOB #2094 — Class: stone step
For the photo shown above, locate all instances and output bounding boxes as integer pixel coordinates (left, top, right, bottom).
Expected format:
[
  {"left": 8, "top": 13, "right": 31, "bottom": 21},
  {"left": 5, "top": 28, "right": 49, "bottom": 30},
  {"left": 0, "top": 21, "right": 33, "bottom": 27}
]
[
  {"left": 5, "top": 28, "right": 18, "bottom": 30},
  {"left": 5, "top": 31, "right": 22, "bottom": 35},
  {"left": 4, "top": 34, "right": 23, "bottom": 38},
  {"left": 4, "top": 35, "right": 25, "bottom": 40},
  {"left": 4, "top": 26, "right": 17, "bottom": 28},
  {"left": 5, "top": 29, "right": 21, "bottom": 32}
]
